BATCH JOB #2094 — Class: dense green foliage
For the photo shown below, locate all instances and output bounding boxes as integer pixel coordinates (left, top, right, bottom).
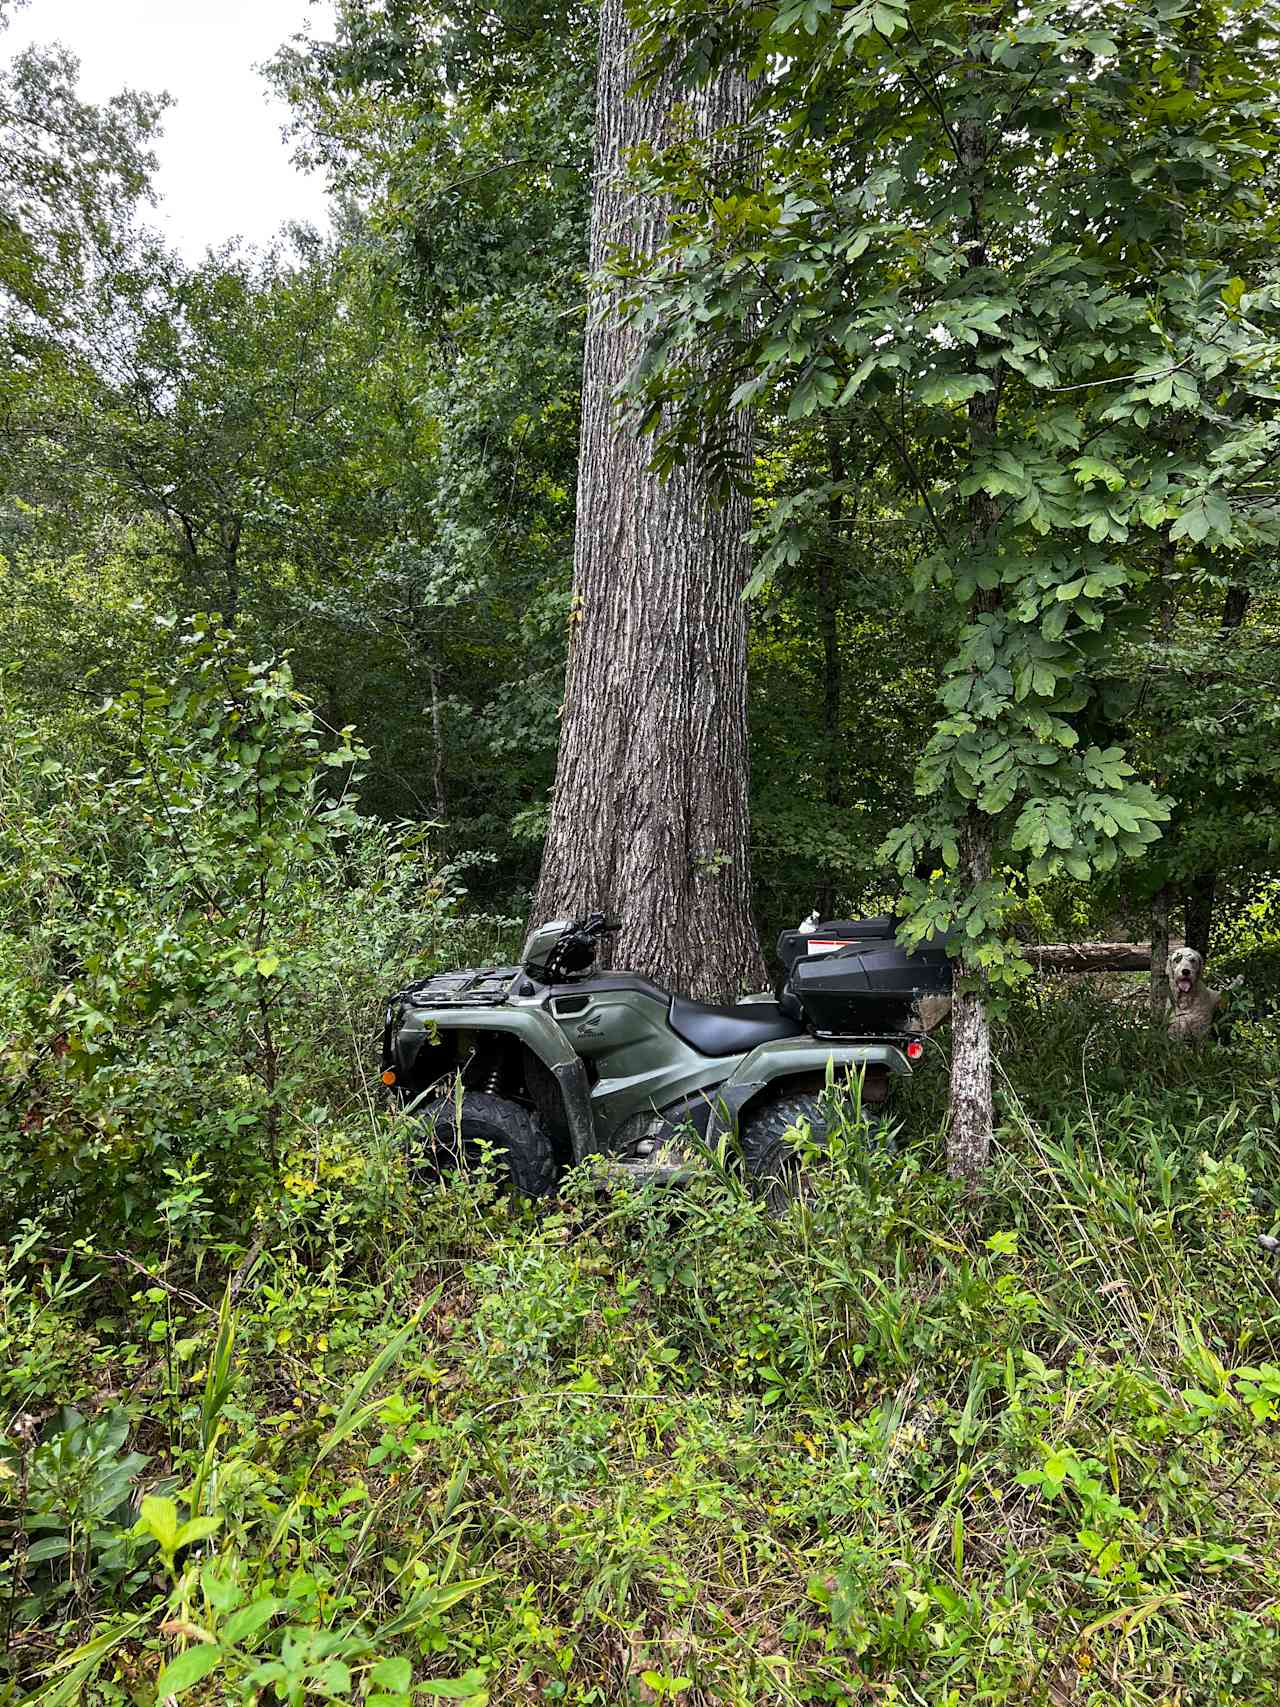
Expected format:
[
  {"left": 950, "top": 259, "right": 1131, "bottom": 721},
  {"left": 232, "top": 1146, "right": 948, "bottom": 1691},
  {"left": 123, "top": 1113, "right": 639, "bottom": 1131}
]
[
  {"left": 5, "top": 630, "right": 1280, "bottom": 1702},
  {"left": 6, "top": 0, "right": 1280, "bottom": 1701},
  {"left": 7, "top": 940, "right": 1280, "bottom": 1702},
  {"left": 626, "top": 0, "right": 1280, "bottom": 972}
]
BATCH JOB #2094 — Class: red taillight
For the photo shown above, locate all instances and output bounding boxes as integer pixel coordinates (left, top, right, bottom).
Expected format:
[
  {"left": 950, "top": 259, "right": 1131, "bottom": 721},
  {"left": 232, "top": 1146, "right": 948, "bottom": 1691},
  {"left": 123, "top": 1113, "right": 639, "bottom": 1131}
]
[{"left": 905, "top": 1038, "right": 925, "bottom": 1062}]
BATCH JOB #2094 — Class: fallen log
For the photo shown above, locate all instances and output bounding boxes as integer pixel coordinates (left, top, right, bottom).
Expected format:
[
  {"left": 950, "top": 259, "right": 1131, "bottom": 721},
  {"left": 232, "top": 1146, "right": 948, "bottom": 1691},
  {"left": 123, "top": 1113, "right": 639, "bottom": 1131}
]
[
  {"left": 1027, "top": 941, "right": 1180, "bottom": 973},
  {"left": 913, "top": 941, "right": 1176, "bottom": 1034}
]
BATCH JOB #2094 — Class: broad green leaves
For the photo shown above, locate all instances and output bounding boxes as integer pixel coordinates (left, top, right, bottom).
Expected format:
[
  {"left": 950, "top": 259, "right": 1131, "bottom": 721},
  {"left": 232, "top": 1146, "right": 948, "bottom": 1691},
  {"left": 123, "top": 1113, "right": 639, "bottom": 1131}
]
[
  {"left": 1169, "top": 491, "right": 1234, "bottom": 545},
  {"left": 626, "top": 0, "right": 1280, "bottom": 972},
  {"left": 153, "top": 1643, "right": 222, "bottom": 1697},
  {"left": 135, "top": 1495, "right": 221, "bottom": 1567}
]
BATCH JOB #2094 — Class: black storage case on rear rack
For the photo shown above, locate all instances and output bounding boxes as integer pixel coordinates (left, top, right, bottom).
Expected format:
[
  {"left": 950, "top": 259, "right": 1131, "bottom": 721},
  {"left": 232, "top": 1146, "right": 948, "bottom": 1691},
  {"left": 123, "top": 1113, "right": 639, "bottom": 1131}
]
[
  {"left": 778, "top": 917, "right": 951, "bottom": 1037},
  {"left": 777, "top": 915, "right": 896, "bottom": 973}
]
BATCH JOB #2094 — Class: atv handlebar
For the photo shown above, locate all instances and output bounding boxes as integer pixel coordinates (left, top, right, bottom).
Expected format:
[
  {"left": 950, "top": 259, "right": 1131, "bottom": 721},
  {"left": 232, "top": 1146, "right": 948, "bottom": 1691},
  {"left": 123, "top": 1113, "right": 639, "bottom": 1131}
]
[
  {"left": 581, "top": 912, "right": 623, "bottom": 937},
  {"left": 532, "top": 912, "right": 623, "bottom": 982}
]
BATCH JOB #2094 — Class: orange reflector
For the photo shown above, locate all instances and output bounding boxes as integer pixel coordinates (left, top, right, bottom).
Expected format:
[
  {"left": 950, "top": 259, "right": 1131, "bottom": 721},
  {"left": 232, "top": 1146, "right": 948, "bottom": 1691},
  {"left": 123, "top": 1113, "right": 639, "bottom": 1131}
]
[
  {"left": 905, "top": 1039, "right": 925, "bottom": 1062},
  {"left": 381, "top": 1069, "right": 396, "bottom": 1085}
]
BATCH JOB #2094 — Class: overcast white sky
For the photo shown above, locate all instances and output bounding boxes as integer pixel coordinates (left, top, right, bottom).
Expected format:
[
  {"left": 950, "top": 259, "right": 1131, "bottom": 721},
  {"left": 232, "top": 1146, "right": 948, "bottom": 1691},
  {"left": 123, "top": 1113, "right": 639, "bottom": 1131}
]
[{"left": 6, "top": 0, "right": 337, "bottom": 259}]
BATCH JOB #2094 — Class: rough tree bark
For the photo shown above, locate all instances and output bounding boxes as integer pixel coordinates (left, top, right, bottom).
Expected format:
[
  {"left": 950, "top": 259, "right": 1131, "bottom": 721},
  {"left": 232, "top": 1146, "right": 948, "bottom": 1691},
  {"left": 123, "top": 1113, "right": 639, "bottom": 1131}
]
[
  {"left": 948, "top": 813, "right": 995, "bottom": 1181},
  {"left": 428, "top": 661, "right": 446, "bottom": 823},
  {"left": 532, "top": 0, "right": 765, "bottom": 999},
  {"left": 1182, "top": 872, "right": 1214, "bottom": 964}
]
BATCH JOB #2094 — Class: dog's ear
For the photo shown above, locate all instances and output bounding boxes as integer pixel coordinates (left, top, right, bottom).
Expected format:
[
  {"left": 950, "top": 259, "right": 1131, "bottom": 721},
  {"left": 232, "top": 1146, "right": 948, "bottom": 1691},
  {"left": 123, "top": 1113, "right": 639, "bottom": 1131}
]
[{"left": 1166, "top": 949, "right": 1177, "bottom": 976}]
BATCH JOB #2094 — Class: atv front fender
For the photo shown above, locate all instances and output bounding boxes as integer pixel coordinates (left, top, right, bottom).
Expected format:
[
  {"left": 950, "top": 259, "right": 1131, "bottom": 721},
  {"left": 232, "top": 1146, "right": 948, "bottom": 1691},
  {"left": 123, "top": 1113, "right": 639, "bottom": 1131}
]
[
  {"left": 705, "top": 1038, "right": 911, "bottom": 1143},
  {"left": 392, "top": 1005, "right": 598, "bottom": 1161}
]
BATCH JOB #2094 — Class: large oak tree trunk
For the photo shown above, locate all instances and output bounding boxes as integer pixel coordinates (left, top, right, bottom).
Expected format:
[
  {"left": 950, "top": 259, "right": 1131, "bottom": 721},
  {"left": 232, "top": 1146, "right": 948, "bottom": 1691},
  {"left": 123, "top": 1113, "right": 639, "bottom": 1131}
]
[{"left": 532, "top": 0, "right": 765, "bottom": 999}]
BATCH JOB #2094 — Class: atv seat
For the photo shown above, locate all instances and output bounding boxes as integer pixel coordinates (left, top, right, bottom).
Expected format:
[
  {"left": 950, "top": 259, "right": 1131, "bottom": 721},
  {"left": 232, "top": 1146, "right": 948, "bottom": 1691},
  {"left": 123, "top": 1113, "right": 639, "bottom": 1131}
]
[{"left": 668, "top": 994, "right": 806, "bottom": 1057}]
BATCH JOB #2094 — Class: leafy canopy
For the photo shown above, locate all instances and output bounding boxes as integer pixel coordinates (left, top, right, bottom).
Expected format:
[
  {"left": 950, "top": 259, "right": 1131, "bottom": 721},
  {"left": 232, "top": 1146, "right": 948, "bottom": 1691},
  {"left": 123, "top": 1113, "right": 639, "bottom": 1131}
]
[{"left": 626, "top": 0, "right": 1280, "bottom": 976}]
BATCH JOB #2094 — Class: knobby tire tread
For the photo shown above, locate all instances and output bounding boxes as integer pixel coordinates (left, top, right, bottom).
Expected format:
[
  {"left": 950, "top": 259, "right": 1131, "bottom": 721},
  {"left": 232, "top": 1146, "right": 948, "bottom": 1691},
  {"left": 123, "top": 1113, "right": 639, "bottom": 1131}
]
[
  {"left": 739, "top": 1091, "right": 829, "bottom": 1208},
  {"left": 413, "top": 1092, "right": 559, "bottom": 1198}
]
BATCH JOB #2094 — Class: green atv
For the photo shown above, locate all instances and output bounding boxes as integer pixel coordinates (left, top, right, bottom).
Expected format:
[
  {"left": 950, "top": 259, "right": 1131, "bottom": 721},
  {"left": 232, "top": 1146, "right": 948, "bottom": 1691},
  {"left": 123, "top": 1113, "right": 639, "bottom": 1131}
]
[{"left": 381, "top": 912, "right": 950, "bottom": 1199}]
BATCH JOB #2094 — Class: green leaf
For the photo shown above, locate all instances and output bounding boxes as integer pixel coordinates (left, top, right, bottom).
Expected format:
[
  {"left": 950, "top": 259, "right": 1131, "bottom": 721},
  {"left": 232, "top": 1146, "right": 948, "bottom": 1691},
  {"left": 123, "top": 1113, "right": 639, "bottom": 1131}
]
[
  {"left": 309, "top": 1659, "right": 351, "bottom": 1695},
  {"left": 1032, "top": 662, "right": 1058, "bottom": 697},
  {"left": 1070, "top": 455, "right": 1126, "bottom": 492},
  {"left": 221, "top": 1597, "right": 282, "bottom": 1646},
  {"left": 835, "top": 353, "right": 879, "bottom": 404},
  {"left": 256, "top": 952, "right": 280, "bottom": 977},
  {"left": 1041, "top": 602, "right": 1070, "bottom": 641},
  {"left": 200, "top": 1568, "right": 242, "bottom": 1615},
  {"left": 26, "top": 1536, "right": 71, "bottom": 1564},
  {"left": 417, "top": 1674, "right": 488, "bottom": 1701},
  {"left": 916, "top": 372, "right": 994, "bottom": 406},
  {"left": 175, "top": 1516, "right": 221, "bottom": 1551},
  {"left": 155, "top": 1643, "right": 223, "bottom": 1697},
  {"left": 370, "top": 1658, "right": 412, "bottom": 1693},
  {"left": 137, "top": 1494, "right": 179, "bottom": 1555}
]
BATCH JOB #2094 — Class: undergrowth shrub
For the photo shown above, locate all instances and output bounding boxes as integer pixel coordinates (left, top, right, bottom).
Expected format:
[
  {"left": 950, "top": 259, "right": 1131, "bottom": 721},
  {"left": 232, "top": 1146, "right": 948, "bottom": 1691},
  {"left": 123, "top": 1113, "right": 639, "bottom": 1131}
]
[
  {"left": 5, "top": 1005, "right": 1280, "bottom": 1702},
  {"left": 0, "top": 620, "right": 473, "bottom": 1246}
]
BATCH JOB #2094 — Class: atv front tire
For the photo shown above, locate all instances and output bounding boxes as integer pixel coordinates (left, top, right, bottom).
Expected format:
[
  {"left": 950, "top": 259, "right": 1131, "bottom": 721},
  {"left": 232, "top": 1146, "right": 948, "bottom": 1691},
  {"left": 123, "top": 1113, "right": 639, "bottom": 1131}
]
[
  {"left": 409, "top": 1092, "right": 559, "bottom": 1198},
  {"left": 739, "top": 1091, "right": 830, "bottom": 1211}
]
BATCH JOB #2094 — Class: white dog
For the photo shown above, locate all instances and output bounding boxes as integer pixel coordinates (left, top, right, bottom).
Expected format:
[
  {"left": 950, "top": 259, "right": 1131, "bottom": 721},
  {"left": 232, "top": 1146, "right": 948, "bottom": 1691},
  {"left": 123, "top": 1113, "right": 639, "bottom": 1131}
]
[{"left": 1166, "top": 947, "right": 1236, "bottom": 1042}]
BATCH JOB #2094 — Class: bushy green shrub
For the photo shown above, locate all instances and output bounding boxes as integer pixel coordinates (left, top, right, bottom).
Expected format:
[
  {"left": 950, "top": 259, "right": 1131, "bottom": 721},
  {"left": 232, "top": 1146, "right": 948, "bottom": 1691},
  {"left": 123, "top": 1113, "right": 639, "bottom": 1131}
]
[{"left": 0, "top": 620, "right": 468, "bottom": 1243}]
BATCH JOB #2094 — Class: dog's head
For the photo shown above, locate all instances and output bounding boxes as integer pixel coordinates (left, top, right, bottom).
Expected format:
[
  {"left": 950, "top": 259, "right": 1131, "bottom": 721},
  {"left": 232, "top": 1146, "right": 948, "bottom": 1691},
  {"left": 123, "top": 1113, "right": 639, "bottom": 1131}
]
[{"left": 1167, "top": 946, "right": 1204, "bottom": 997}]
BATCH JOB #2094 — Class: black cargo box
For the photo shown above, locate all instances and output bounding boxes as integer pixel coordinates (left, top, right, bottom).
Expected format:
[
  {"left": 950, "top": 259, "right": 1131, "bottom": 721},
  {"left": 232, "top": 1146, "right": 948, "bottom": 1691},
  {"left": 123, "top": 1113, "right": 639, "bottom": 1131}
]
[
  {"left": 777, "top": 914, "right": 896, "bottom": 973},
  {"left": 784, "top": 935, "right": 952, "bottom": 1036}
]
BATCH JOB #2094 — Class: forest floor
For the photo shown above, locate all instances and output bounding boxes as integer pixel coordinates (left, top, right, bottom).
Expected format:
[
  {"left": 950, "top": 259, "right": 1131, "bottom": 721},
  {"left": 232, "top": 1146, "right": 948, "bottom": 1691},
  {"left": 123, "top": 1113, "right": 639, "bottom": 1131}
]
[{"left": 5, "top": 985, "right": 1280, "bottom": 1707}]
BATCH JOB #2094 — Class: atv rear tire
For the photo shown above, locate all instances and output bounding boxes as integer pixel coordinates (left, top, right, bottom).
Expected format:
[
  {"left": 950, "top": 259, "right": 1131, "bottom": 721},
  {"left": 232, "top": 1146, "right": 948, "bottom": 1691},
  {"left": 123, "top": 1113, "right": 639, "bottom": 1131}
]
[
  {"left": 410, "top": 1092, "right": 559, "bottom": 1198},
  {"left": 739, "top": 1091, "right": 829, "bottom": 1211}
]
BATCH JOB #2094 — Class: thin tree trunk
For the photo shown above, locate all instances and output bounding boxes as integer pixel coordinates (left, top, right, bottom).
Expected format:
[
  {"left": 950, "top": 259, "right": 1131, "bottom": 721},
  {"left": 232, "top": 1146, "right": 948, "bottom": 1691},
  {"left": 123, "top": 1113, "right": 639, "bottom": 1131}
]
[
  {"left": 1221, "top": 583, "right": 1250, "bottom": 632},
  {"left": 949, "top": 812, "right": 994, "bottom": 1182},
  {"left": 1183, "top": 872, "right": 1214, "bottom": 964},
  {"left": 1181, "top": 584, "right": 1248, "bottom": 961},
  {"left": 429, "top": 662, "right": 447, "bottom": 822},
  {"left": 815, "top": 428, "right": 846, "bottom": 918},
  {"left": 947, "top": 115, "right": 999, "bottom": 1183},
  {"left": 222, "top": 516, "right": 242, "bottom": 620},
  {"left": 1150, "top": 883, "right": 1171, "bottom": 1026},
  {"left": 532, "top": 0, "right": 765, "bottom": 999}
]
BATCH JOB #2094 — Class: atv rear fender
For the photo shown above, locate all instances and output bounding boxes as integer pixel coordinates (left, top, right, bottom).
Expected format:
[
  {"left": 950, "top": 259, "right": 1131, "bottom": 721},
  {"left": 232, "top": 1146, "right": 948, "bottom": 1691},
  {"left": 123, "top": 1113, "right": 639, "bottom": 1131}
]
[{"left": 704, "top": 1038, "right": 911, "bottom": 1142}]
